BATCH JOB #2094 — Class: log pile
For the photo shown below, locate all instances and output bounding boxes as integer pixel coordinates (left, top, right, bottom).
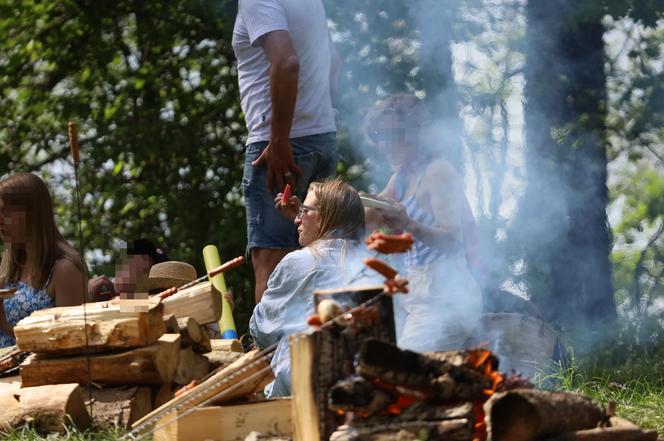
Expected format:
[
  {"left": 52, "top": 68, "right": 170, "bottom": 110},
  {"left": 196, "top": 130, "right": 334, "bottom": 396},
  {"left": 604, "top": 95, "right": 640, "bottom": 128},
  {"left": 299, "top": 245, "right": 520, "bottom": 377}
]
[{"left": 4, "top": 282, "right": 244, "bottom": 432}]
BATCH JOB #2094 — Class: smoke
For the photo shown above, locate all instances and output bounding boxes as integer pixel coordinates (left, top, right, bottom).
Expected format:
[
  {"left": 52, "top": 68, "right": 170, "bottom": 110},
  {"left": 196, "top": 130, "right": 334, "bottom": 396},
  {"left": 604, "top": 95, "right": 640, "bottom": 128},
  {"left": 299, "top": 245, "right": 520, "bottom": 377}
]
[{"left": 323, "top": 0, "right": 651, "bottom": 357}]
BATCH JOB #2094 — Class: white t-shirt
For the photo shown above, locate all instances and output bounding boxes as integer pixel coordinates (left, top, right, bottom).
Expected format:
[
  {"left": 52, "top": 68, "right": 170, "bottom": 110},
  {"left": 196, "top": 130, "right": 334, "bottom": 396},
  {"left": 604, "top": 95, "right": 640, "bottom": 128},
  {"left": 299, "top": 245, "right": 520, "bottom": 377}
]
[{"left": 232, "top": 0, "right": 336, "bottom": 144}]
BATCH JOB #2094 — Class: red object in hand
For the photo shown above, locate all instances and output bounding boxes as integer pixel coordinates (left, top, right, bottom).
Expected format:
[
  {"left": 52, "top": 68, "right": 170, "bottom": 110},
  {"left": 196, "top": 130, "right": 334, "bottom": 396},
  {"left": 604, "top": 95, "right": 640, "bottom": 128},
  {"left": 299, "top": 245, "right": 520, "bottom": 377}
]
[{"left": 282, "top": 183, "right": 292, "bottom": 204}]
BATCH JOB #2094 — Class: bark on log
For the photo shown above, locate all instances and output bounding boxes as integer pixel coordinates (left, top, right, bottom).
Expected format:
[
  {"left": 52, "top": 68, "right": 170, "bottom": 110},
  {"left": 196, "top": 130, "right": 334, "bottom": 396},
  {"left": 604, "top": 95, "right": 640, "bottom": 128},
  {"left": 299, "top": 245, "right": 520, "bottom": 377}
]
[
  {"left": 161, "top": 282, "right": 221, "bottom": 325},
  {"left": 0, "top": 382, "right": 90, "bottom": 433},
  {"left": 20, "top": 334, "right": 181, "bottom": 387},
  {"left": 204, "top": 348, "right": 243, "bottom": 371},
  {"left": 86, "top": 386, "right": 152, "bottom": 428},
  {"left": 484, "top": 389, "right": 606, "bottom": 441},
  {"left": 132, "top": 349, "right": 273, "bottom": 431},
  {"left": 14, "top": 302, "right": 165, "bottom": 355},
  {"left": 174, "top": 347, "right": 210, "bottom": 385}
]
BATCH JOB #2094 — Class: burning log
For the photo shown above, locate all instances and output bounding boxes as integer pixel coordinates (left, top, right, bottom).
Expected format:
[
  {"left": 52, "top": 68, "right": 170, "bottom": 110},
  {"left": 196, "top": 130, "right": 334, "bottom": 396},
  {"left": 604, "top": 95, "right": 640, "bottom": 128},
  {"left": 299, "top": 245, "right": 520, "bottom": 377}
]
[
  {"left": 328, "top": 376, "right": 393, "bottom": 416},
  {"left": 484, "top": 389, "right": 606, "bottom": 441},
  {"left": 330, "top": 418, "right": 473, "bottom": 441},
  {"left": 356, "top": 339, "right": 492, "bottom": 403}
]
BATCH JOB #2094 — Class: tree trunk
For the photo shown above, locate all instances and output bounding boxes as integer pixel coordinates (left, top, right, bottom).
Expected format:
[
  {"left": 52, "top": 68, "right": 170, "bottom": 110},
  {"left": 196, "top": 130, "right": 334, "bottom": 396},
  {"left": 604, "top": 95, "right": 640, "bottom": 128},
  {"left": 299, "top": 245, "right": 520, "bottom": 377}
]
[{"left": 519, "top": 0, "right": 615, "bottom": 327}]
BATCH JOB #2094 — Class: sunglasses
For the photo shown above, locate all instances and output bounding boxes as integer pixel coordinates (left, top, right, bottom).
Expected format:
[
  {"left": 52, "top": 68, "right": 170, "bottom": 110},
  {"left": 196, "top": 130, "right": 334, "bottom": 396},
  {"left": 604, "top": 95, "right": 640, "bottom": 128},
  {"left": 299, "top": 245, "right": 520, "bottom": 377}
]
[
  {"left": 296, "top": 204, "right": 318, "bottom": 219},
  {"left": 369, "top": 127, "right": 406, "bottom": 144}
]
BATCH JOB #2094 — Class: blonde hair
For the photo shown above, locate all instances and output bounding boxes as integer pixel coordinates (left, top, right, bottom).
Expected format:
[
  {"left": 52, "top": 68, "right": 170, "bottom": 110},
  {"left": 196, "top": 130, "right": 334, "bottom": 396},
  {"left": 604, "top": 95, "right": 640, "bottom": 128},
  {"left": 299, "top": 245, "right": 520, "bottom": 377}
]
[
  {"left": 309, "top": 178, "right": 365, "bottom": 244},
  {"left": 0, "top": 173, "right": 84, "bottom": 288}
]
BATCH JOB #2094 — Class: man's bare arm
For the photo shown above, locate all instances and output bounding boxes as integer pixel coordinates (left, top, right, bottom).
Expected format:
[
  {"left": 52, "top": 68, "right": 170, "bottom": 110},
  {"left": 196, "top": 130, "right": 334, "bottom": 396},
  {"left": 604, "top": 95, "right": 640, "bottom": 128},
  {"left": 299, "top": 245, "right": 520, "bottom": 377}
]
[{"left": 251, "top": 30, "right": 303, "bottom": 191}]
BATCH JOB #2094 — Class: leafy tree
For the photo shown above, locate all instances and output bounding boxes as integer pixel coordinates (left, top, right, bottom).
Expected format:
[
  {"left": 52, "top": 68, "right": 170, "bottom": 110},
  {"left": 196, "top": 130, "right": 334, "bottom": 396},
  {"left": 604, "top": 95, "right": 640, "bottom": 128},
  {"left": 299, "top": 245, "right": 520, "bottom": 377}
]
[{"left": 515, "top": 0, "right": 616, "bottom": 329}]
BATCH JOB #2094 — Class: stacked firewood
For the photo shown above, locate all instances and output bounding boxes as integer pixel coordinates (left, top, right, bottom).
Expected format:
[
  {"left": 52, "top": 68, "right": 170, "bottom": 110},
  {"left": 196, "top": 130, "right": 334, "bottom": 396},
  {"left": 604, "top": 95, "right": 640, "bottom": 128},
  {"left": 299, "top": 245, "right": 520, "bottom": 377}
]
[{"left": 2, "top": 281, "right": 243, "bottom": 432}]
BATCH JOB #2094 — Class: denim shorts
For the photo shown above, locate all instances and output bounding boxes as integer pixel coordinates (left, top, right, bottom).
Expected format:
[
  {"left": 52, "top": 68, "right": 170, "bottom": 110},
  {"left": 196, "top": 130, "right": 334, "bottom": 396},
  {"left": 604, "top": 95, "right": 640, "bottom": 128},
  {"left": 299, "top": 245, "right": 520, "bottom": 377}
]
[{"left": 242, "top": 132, "right": 338, "bottom": 250}]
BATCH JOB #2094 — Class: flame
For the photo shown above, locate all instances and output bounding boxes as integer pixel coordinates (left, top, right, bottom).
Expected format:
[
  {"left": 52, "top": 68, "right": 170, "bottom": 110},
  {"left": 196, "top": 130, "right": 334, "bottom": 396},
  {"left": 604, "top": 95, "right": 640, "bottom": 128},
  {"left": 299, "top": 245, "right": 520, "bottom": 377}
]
[{"left": 465, "top": 349, "right": 504, "bottom": 441}]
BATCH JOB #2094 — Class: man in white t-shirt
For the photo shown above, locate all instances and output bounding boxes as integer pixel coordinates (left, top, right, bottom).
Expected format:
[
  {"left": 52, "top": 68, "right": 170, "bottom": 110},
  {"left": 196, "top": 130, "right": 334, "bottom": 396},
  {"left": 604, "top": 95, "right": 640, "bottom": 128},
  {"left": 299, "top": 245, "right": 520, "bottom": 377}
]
[{"left": 233, "top": 0, "right": 338, "bottom": 303}]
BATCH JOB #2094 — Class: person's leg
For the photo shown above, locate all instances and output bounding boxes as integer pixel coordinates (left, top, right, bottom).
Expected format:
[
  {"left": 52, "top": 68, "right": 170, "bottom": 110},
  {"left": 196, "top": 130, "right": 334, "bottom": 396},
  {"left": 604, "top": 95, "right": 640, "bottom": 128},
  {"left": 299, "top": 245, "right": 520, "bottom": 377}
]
[
  {"left": 251, "top": 247, "right": 291, "bottom": 303},
  {"left": 243, "top": 142, "right": 300, "bottom": 303}
]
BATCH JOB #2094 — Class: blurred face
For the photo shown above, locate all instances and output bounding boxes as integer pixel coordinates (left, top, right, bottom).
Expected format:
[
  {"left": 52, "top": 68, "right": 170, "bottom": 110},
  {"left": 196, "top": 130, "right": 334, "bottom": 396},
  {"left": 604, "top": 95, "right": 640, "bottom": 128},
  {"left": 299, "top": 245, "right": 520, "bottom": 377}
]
[
  {"left": 294, "top": 192, "right": 320, "bottom": 247},
  {"left": 370, "top": 114, "right": 418, "bottom": 171},
  {"left": 114, "top": 254, "right": 153, "bottom": 295},
  {"left": 0, "top": 198, "right": 27, "bottom": 245}
]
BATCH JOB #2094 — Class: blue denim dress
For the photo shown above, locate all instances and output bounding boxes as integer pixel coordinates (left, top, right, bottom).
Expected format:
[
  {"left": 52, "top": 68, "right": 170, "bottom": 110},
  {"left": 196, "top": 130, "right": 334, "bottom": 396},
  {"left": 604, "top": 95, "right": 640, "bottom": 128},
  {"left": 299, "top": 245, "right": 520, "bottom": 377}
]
[
  {"left": 0, "top": 273, "right": 55, "bottom": 348},
  {"left": 249, "top": 239, "right": 381, "bottom": 398}
]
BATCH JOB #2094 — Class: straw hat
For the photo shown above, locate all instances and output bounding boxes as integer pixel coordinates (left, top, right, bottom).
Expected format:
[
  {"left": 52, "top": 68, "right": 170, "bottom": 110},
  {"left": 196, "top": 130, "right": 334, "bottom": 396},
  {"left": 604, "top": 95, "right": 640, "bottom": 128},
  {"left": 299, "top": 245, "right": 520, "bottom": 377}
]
[{"left": 143, "top": 261, "right": 197, "bottom": 291}]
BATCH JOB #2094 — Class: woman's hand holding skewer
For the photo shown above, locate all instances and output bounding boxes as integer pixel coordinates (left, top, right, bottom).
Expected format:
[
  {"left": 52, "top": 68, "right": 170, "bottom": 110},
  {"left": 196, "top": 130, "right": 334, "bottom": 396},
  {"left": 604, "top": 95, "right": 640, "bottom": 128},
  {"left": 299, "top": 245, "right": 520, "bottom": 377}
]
[{"left": 274, "top": 193, "right": 301, "bottom": 222}]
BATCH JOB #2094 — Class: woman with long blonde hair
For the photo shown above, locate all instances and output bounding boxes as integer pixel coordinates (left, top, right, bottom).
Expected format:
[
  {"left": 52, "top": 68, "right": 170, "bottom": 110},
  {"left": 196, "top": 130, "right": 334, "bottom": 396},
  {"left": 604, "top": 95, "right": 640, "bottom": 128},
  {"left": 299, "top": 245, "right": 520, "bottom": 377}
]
[
  {"left": 0, "top": 173, "right": 87, "bottom": 347},
  {"left": 250, "top": 178, "right": 379, "bottom": 397}
]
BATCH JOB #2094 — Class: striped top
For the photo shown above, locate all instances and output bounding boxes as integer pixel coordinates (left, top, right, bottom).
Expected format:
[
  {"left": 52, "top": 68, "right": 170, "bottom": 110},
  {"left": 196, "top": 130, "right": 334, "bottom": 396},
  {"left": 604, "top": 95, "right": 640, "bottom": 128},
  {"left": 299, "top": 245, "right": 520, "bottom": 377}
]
[{"left": 393, "top": 172, "right": 445, "bottom": 267}]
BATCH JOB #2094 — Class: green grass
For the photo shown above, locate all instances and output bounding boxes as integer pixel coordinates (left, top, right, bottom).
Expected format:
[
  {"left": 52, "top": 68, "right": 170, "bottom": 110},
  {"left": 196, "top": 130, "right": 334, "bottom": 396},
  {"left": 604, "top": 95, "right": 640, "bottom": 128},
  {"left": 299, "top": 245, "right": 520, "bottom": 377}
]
[
  {"left": 0, "top": 426, "right": 126, "bottom": 441},
  {"left": 544, "top": 350, "right": 664, "bottom": 435}
]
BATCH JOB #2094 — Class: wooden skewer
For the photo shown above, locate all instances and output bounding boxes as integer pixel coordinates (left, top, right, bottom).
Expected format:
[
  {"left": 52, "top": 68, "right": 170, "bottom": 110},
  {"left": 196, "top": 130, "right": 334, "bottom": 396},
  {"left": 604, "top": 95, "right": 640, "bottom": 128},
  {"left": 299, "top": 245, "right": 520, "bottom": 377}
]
[{"left": 156, "top": 256, "right": 245, "bottom": 300}]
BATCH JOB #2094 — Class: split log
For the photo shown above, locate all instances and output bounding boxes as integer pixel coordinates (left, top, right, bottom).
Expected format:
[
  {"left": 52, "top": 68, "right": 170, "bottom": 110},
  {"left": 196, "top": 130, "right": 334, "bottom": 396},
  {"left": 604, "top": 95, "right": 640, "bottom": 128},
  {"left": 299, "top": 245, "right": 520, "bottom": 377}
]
[
  {"left": 204, "top": 348, "right": 243, "bottom": 371},
  {"left": 152, "top": 399, "right": 292, "bottom": 441},
  {"left": 161, "top": 281, "right": 221, "bottom": 325},
  {"left": 14, "top": 301, "right": 165, "bottom": 355},
  {"left": 177, "top": 317, "right": 201, "bottom": 347},
  {"left": 132, "top": 349, "right": 273, "bottom": 431},
  {"left": 20, "top": 334, "right": 181, "bottom": 387},
  {"left": 153, "top": 383, "right": 177, "bottom": 409},
  {"left": 0, "top": 382, "right": 90, "bottom": 433},
  {"left": 174, "top": 347, "right": 210, "bottom": 385},
  {"left": 210, "top": 338, "right": 244, "bottom": 353},
  {"left": 484, "top": 389, "right": 606, "bottom": 441},
  {"left": 194, "top": 324, "right": 212, "bottom": 353},
  {"left": 164, "top": 314, "right": 179, "bottom": 334},
  {"left": 87, "top": 386, "right": 152, "bottom": 428}
]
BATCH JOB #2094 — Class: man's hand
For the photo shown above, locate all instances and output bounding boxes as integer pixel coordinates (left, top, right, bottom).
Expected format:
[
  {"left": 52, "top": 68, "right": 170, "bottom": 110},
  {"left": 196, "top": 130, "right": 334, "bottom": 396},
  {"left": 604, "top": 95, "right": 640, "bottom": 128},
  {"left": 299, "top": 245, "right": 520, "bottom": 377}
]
[
  {"left": 252, "top": 139, "right": 302, "bottom": 192},
  {"left": 88, "top": 275, "right": 116, "bottom": 302}
]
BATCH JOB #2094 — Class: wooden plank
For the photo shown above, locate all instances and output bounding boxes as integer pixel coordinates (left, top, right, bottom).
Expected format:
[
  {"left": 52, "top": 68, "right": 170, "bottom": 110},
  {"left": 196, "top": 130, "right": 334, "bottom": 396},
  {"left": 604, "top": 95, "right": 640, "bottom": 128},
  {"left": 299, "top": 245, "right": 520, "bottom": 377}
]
[
  {"left": 20, "top": 334, "right": 181, "bottom": 387},
  {"left": 14, "top": 301, "right": 165, "bottom": 355},
  {"left": 153, "top": 399, "right": 292, "bottom": 441},
  {"left": 162, "top": 282, "right": 221, "bottom": 325},
  {"left": 289, "top": 334, "right": 320, "bottom": 441},
  {"left": 210, "top": 338, "right": 243, "bottom": 353},
  {"left": 132, "top": 349, "right": 273, "bottom": 431},
  {"left": 87, "top": 386, "right": 153, "bottom": 428},
  {"left": 0, "top": 382, "right": 90, "bottom": 433}
]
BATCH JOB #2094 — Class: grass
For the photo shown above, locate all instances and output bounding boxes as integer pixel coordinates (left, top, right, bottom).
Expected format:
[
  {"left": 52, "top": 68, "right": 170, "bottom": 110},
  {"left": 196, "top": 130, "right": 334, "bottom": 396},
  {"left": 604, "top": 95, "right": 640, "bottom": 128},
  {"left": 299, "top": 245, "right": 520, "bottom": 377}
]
[
  {"left": 543, "top": 343, "right": 664, "bottom": 435},
  {"left": 0, "top": 426, "right": 126, "bottom": 440}
]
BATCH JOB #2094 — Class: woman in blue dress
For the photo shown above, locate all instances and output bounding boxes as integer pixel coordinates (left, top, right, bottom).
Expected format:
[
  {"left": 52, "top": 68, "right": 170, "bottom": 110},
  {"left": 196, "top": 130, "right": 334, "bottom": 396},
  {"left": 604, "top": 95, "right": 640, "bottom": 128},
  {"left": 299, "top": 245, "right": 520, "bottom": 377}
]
[
  {"left": 0, "top": 173, "right": 87, "bottom": 347},
  {"left": 364, "top": 94, "right": 483, "bottom": 353}
]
